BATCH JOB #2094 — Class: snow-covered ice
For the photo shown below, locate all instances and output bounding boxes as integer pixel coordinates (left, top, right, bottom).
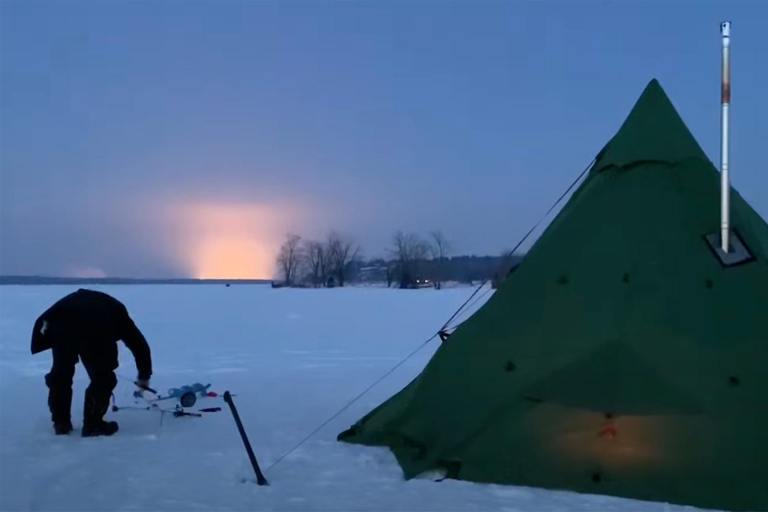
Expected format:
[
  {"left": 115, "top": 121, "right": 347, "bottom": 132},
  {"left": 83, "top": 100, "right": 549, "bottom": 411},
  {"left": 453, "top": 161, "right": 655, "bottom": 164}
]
[{"left": 1, "top": 285, "right": 705, "bottom": 511}]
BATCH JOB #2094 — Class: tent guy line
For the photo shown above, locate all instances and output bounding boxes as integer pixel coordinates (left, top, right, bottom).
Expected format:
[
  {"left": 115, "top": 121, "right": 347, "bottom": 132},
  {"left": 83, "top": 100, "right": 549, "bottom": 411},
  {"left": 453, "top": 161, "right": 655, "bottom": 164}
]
[
  {"left": 265, "top": 154, "right": 599, "bottom": 476},
  {"left": 439, "top": 155, "right": 597, "bottom": 335},
  {"left": 265, "top": 331, "right": 440, "bottom": 474}
]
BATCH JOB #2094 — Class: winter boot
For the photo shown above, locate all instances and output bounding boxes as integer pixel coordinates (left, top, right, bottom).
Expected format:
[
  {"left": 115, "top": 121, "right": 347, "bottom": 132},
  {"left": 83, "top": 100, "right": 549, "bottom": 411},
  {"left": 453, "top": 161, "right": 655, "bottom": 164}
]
[
  {"left": 82, "top": 372, "right": 118, "bottom": 437},
  {"left": 82, "top": 420, "right": 119, "bottom": 437},
  {"left": 53, "top": 421, "right": 74, "bottom": 435}
]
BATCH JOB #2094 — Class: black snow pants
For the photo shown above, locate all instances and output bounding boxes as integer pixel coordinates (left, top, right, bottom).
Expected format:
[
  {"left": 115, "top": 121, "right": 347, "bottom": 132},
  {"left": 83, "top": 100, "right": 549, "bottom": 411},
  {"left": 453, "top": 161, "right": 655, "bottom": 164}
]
[{"left": 45, "top": 339, "right": 118, "bottom": 426}]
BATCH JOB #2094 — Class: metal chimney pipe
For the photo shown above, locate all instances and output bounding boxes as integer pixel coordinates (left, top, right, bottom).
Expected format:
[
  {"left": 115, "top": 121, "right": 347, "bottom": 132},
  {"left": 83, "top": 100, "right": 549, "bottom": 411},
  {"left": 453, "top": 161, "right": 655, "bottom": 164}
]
[{"left": 720, "top": 21, "right": 731, "bottom": 253}]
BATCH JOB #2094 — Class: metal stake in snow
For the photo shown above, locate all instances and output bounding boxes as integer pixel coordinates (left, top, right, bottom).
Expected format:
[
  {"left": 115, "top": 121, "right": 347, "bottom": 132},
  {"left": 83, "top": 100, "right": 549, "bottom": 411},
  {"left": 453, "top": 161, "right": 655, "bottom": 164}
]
[
  {"left": 223, "top": 391, "right": 269, "bottom": 486},
  {"left": 720, "top": 21, "right": 731, "bottom": 253}
]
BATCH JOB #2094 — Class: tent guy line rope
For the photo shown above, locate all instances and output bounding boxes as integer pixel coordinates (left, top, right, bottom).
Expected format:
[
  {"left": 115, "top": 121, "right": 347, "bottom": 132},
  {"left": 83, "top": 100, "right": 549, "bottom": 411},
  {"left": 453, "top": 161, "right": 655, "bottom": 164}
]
[
  {"left": 444, "top": 286, "right": 493, "bottom": 331},
  {"left": 266, "top": 332, "right": 439, "bottom": 474},
  {"left": 440, "top": 154, "right": 598, "bottom": 332},
  {"left": 266, "top": 155, "right": 599, "bottom": 476}
]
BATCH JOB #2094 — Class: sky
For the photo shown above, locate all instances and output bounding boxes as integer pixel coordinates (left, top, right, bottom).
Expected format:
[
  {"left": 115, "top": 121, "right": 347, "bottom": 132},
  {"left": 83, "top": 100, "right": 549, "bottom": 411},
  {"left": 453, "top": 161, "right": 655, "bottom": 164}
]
[{"left": 1, "top": 1, "right": 766, "bottom": 279}]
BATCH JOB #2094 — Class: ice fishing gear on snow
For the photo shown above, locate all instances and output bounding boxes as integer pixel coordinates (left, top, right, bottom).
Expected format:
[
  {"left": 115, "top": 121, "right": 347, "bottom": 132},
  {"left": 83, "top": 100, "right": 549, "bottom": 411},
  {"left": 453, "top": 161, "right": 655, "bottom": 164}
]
[
  {"left": 223, "top": 391, "right": 268, "bottom": 486},
  {"left": 132, "top": 382, "right": 215, "bottom": 407},
  {"left": 112, "top": 382, "right": 268, "bottom": 486},
  {"left": 112, "top": 377, "right": 224, "bottom": 421},
  {"left": 165, "top": 383, "right": 214, "bottom": 407}
]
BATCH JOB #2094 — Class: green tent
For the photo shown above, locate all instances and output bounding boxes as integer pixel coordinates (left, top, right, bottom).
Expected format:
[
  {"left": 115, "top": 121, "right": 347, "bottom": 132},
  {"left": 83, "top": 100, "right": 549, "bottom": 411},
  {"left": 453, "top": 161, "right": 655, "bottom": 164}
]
[{"left": 338, "top": 79, "right": 768, "bottom": 511}]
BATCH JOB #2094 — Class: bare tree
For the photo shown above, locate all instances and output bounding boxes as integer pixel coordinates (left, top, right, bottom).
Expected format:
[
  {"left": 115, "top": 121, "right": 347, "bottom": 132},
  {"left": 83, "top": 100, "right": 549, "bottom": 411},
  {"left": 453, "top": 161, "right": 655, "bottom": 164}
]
[
  {"left": 326, "top": 232, "right": 360, "bottom": 287},
  {"left": 304, "top": 240, "right": 327, "bottom": 287},
  {"left": 390, "top": 231, "right": 430, "bottom": 288},
  {"left": 429, "top": 231, "right": 452, "bottom": 260},
  {"left": 429, "top": 231, "right": 452, "bottom": 289},
  {"left": 276, "top": 233, "right": 303, "bottom": 286}
]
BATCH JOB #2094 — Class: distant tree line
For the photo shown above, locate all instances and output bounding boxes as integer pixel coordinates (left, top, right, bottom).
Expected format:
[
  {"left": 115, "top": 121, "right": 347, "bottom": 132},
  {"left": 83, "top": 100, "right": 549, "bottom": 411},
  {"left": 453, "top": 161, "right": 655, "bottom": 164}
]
[
  {"left": 276, "top": 232, "right": 360, "bottom": 288},
  {"left": 275, "top": 230, "right": 522, "bottom": 289}
]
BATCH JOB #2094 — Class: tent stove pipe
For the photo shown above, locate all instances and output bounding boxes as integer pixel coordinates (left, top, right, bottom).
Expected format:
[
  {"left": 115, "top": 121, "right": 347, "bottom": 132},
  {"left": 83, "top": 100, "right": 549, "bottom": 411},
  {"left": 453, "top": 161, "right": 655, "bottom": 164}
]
[{"left": 720, "top": 21, "right": 731, "bottom": 253}]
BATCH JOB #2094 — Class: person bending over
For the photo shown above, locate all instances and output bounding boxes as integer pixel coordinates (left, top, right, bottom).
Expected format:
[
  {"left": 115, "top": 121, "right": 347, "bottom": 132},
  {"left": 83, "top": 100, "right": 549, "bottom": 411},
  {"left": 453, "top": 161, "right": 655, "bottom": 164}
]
[{"left": 31, "top": 289, "right": 152, "bottom": 437}]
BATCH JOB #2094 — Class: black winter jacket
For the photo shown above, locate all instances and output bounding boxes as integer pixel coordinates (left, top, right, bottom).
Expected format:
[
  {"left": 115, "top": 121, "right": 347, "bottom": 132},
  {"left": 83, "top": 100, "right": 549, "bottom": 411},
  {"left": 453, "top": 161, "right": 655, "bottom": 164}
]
[{"left": 31, "top": 289, "right": 153, "bottom": 380}]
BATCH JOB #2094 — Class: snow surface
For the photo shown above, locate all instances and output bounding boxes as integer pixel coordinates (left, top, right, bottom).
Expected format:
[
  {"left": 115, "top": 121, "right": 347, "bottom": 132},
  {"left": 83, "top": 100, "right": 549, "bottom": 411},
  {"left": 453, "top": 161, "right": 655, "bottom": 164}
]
[{"left": 0, "top": 285, "right": 704, "bottom": 512}]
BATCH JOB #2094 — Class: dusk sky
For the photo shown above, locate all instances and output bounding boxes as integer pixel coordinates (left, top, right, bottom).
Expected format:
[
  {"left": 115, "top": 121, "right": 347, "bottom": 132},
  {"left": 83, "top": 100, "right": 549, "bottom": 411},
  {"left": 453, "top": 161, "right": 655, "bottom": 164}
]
[{"left": 1, "top": 1, "right": 766, "bottom": 279}]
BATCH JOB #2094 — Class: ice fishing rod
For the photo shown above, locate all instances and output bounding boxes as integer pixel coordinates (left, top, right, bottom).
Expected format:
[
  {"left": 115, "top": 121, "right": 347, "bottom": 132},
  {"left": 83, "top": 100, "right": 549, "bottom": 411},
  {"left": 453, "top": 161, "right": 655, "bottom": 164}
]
[
  {"left": 135, "top": 381, "right": 157, "bottom": 394},
  {"left": 116, "top": 373, "right": 156, "bottom": 392},
  {"left": 113, "top": 374, "right": 223, "bottom": 417}
]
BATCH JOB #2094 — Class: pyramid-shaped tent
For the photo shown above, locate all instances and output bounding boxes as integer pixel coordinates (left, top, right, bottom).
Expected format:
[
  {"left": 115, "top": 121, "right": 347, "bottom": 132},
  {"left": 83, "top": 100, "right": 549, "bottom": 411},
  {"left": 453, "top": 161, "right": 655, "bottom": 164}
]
[{"left": 339, "top": 80, "right": 768, "bottom": 511}]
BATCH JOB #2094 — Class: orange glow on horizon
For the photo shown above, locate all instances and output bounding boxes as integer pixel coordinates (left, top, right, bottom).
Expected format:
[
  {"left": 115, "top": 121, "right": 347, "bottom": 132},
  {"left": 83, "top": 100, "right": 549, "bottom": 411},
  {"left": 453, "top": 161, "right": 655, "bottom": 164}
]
[
  {"left": 168, "top": 201, "right": 305, "bottom": 280},
  {"left": 194, "top": 236, "right": 273, "bottom": 279}
]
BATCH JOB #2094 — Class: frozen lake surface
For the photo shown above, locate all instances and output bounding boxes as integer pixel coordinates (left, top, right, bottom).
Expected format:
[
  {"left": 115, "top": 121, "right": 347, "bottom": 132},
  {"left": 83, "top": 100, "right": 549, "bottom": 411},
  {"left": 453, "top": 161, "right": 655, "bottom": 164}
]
[{"left": 0, "top": 285, "right": 705, "bottom": 511}]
